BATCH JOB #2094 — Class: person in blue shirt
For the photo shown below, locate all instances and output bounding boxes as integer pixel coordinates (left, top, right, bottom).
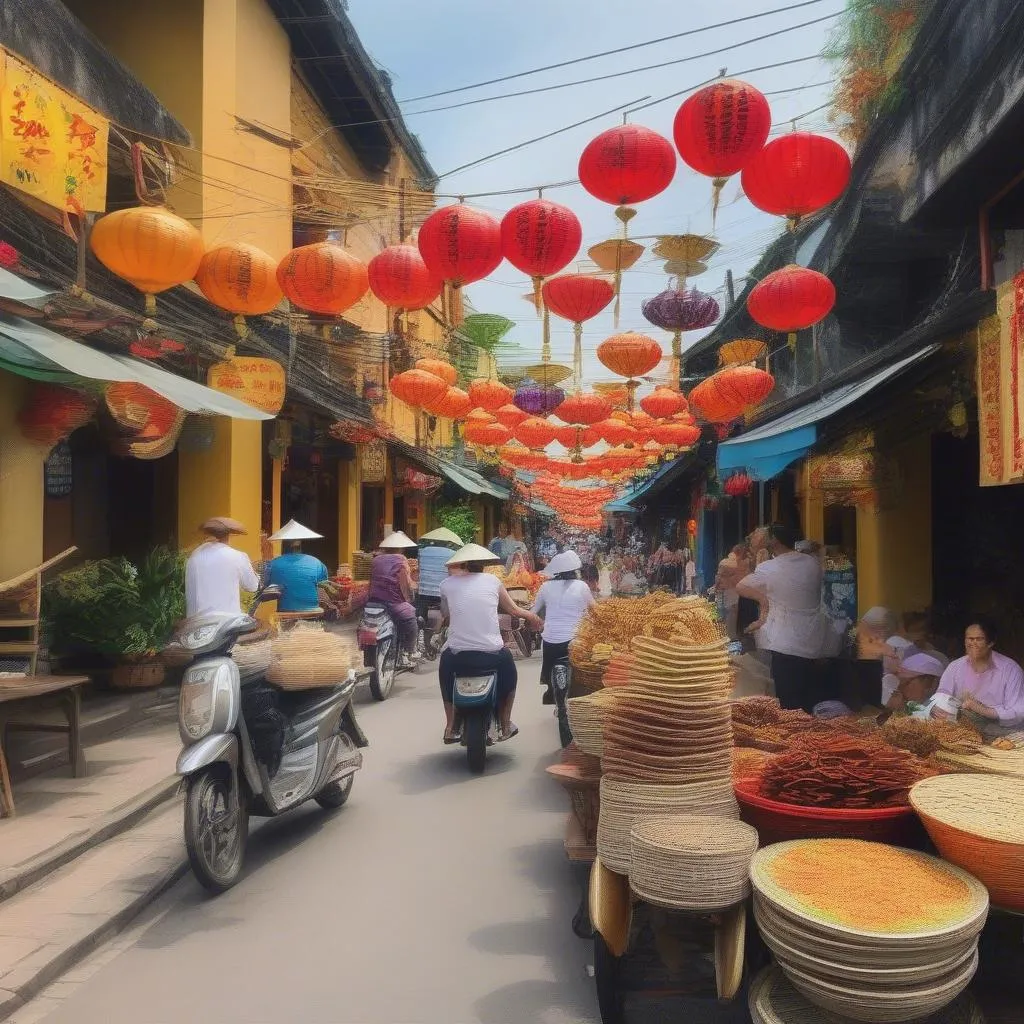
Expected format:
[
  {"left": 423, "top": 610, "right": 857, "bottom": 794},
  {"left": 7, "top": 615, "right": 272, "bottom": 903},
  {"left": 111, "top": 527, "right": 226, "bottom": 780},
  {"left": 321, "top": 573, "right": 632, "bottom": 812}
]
[
  {"left": 417, "top": 526, "right": 462, "bottom": 618},
  {"left": 266, "top": 520, "right": 329, "bottom": 613}
]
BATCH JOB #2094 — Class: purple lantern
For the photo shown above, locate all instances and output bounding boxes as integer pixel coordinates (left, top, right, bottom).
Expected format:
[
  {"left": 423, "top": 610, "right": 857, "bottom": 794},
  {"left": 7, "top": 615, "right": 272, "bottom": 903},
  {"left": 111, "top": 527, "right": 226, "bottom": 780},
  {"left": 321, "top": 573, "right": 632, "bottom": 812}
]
[
  {"left": 514, "top": 380, "right": 565, "bottom": 416},
  {"left": 641, "top": 287, "right": 720, "bottom": 337}
]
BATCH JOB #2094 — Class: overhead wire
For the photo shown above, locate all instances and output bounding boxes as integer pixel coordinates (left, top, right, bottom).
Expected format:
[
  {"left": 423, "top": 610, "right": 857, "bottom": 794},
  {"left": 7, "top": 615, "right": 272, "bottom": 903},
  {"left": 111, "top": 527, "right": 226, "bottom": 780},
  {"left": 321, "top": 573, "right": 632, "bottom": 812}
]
[{"left": 401, "top": 0, "right": 837, "bottom": 101}]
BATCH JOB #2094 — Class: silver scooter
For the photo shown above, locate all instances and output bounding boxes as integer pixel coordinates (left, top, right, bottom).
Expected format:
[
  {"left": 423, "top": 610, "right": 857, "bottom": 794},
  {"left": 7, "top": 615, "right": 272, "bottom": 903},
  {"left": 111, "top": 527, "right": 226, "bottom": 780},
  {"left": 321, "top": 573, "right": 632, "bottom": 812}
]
[{"left": 169, "top": 586, "right": 367, "bottom": 893}]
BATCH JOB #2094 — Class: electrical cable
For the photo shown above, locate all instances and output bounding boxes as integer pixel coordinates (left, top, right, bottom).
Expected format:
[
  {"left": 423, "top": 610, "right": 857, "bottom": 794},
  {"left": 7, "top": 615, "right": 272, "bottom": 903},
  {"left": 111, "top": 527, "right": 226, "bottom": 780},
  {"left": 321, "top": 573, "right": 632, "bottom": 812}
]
[{"left": 402, "top": 0, "right": 837, "bottom": 102}]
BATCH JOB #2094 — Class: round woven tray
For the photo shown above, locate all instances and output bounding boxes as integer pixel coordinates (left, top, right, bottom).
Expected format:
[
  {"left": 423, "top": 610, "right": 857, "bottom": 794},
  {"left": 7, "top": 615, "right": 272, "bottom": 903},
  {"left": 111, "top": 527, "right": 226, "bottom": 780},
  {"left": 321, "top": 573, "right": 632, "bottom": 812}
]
[
  {"left": 750, "top": 840, "right": 990, "bottom": 947},
  {"left": 628, "top": 814, "right": 757, "bottom": 912},
  {"left": 910, "top": 773, "right": 1024, "bottom": 911},
  {"left": 748, "top": 965, "right": 985, "bottom": 1024},
  {"left": 565, "top": 688, "right": 620, "bottom": 755}
]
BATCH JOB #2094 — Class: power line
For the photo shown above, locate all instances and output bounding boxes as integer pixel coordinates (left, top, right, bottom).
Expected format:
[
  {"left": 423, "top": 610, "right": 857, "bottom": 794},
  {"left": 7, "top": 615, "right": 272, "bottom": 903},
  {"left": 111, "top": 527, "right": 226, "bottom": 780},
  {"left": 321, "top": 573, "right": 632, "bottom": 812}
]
[
  {"left": 402, "top": 0, "right": 837, "bottom": 102},
  {"left": 436, "top": 96, "right": 650, "bottom": 180},
  {"left": 403, "top": 12, "right": 841, "bottom": 114}
]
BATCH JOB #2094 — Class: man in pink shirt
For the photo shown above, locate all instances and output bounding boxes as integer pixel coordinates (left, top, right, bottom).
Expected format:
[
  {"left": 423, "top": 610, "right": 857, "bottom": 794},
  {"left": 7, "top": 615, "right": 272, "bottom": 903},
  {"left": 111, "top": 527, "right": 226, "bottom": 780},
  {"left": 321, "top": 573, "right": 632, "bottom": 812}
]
[{"left": 935, "top": 616, "right": 1024, "bottom": 730}]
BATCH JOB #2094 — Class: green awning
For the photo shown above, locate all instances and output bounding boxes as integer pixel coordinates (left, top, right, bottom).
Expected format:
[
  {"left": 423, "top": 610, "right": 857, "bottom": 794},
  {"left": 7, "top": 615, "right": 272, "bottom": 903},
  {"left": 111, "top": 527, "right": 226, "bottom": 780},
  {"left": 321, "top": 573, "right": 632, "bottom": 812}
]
[
  {"left": 0, "top": 311, "right": 272, "bottom": 419},
  {"left": 438, "top": 461, "right": 510, "bottom": 500}
]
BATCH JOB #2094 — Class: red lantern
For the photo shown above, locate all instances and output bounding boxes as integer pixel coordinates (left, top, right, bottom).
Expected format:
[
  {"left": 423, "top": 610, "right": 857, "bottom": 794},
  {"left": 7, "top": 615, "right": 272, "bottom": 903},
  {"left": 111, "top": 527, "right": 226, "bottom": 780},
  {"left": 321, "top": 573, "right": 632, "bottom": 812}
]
[
  {"left": 651, "top": 421, "right": 701, "bottom": 448},
  {"left": 553, "top": 423, "right": 579, "bottom": 448},
  {"left": 389, "top": 368, "right": 450, "bottom": 409},
  {"left": 465, "top": 408, "right": 497, "bottom": 427},
  {"left": 465, "top": 421, "right": 512, "bottom": 447},
  {"left": 18, "top": 385, "right": 96, "bottom": 448},
  {"left": 416, "top": 358, "right": 458, "bottom": 386},
  {"left": 689, "top": 366, "right": 775, "bottom": 424},
  {"left": 640, "top": 387, "right": 688, "bottom": 419},
  {"left": 500, "top": 199, "right": 582, "bottom": 284},
  {"left": 515, "top": 416, "right": 557, "bottom": 450},
  {"left": 468, "top": 378, "right": 513, "bottom": 412},
  {"left": 542, "top": 275, "right": 615, "bottom": 324},
  {"left": 741, "top": 133, "right": 851, "bottom": 223},
  {"left": 597, "top": 333, "right": 663, "bottom": 379},
  {"left": 579, "top": 125, "right": 676, "bottom": 207},
  {"left": 724, "top": 472, "right": 754, "bottom": 498},
  {"left": 495, "top": 403, "right": 529, "bottom": 429},
  {"left": 747, "top": 265, "right": 836, "bottom": 333},
  {"left": 555, "top": 392, "right": 612, "bottom": 426},
  {"left": 673, "top": 80, "right": 772, "bottom": 180},
  {"left": 277, "top": 242, "right": 368, "bottom": 316},
  {"left": 425, "top": 386, "right": 472, "bottom": 420},
  {"left": 596, "top": 418, "right": 638, "bottom": 446},
  {"left": 368, "top": 244, "right": 442, "bottom": 310},
  {"left": 417, "top": 205, "right": 503, "bottom": 287}
]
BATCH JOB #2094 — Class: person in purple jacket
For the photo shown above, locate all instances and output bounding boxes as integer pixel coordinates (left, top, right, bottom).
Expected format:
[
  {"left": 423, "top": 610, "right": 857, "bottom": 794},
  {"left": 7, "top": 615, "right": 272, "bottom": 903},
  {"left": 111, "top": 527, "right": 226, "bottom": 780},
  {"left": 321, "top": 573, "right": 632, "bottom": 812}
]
[{"left": 368, "top": 531, "right": 419, "bottom": 666}]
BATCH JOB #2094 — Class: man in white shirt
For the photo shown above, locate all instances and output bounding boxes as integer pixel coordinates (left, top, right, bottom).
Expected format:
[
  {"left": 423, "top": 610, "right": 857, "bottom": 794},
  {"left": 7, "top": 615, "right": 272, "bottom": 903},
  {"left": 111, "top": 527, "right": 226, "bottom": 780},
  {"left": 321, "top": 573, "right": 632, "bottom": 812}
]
[
  {"left": 737, "top": 523, "right": 825, "bottom": 712},
  {"left": 185, "top": 517, "right": 261, "bottom": 618}
]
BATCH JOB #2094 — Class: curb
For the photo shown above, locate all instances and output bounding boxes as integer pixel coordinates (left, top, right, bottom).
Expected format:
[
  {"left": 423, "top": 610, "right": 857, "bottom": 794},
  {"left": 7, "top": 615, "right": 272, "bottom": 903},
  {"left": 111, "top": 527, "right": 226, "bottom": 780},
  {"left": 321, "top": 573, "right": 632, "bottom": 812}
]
[
  {"left": 0, "top": 856, "right": 188, "bottom": 1021},
  {"left": 0, "top": 775, "right": 181, "bottom": 905}
]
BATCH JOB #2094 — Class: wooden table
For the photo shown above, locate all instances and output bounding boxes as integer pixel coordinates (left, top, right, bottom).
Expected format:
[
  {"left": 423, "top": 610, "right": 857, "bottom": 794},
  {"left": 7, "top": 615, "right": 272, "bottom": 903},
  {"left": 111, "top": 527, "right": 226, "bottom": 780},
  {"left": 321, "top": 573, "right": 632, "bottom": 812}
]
[{"left": 0, "top": 675, "right": 88, "bottom": 818}]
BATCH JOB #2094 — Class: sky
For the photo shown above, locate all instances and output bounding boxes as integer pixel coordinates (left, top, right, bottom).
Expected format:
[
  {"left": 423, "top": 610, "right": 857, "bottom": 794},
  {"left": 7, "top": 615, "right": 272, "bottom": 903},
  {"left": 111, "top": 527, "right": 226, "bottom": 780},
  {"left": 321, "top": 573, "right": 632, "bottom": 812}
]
[{"left": 348, "top": 0, "right": 845, "bottom": 387}]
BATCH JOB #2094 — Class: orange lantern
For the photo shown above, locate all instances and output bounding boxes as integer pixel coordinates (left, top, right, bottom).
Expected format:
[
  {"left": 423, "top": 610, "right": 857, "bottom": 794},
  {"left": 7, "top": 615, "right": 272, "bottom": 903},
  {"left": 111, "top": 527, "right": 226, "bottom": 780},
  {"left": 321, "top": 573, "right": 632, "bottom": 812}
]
[
  {"left": 555, "top": 391, "right": 612, "bottom": 426},
  {"left": 389, "top": 368, "right": 450, "bottom": 409},
  {"left": 468, "top": 378, "right": 513, "bottom": 412},
  {"left": 689, "top": 365, "right": 775, "bottom": 424},
  {"left": 277, "top": 242, "right": 369, "bottom": 316},
  {"left": 651, "top": 421, "right": 701, "bottom": 448},
  {"left": 90, "top": 206, "right": 204, "bottom": 314},
  {"left": 425, "top": 386, "right": 471, "bottom": 420},
  {"left": 105, "top": 381, "right": 179, "bottom": 436},
  {"left": 207, "top": 356, "right": 286, "bottom": 415},
  {"left": 465, "top": 408, "right": 497, "bottom": 427},
  {"left": 465, "top": 421, "right": 512, "bottom": 447},
  {"left": 596, "top": 418, "right": 638, "bottom": 445},
  {"left": 515, "top": 416, "right": 557, "bottom": 450},
  {"left": 553, "top": 423, "right": 578, "bottom": 448},
  {"left": 640, "top": 386, "right": 688, "bottom": 419},
  {"left": 194, "top": 242, "right": 283, "bottom": 332},
  {"left": 495, "top": 403, "right": 529, "bottom": 429},
  {"left": 597, "top": 333, "right": 663, "bottom": 379},
  {"left": 416, "top": 357, "right": 458, "bottom": 386}
]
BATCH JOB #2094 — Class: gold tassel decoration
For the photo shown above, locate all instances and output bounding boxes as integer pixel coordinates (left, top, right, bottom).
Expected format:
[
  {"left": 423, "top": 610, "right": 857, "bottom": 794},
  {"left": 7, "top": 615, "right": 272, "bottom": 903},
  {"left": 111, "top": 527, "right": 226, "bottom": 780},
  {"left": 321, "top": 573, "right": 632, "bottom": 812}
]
[
  {"left": 788, "top": 331, "right": 798, "bottom": 353},
  {"left": 573, "top": 321, "right": 584, "bottom": 391},
  {"left": 711, "top": 177, "right": 727, "bottom": 228},
  {"left": 613, "top": 206, "right": 637, "bottom": 330},
  {"left": 542, "top": 306, "right": 552, "bottom": 364}
]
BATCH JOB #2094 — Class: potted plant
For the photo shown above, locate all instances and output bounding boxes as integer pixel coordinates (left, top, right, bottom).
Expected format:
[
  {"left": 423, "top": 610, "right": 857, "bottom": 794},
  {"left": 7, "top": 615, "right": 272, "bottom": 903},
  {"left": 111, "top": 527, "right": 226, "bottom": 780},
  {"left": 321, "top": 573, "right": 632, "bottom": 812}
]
[
  {"left": 43, "top": 546, "right": 186, "bottom": 688},
  {"left": 432, "top": 501, "right": 479, "bottom": 544}
]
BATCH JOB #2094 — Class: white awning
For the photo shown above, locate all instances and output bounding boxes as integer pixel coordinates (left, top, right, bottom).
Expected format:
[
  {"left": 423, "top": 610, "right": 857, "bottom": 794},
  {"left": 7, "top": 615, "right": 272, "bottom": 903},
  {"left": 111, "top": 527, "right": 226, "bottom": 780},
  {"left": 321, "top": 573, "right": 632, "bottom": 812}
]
[{"left": 0, "top": 311, "right": 272, "bottom": 420}]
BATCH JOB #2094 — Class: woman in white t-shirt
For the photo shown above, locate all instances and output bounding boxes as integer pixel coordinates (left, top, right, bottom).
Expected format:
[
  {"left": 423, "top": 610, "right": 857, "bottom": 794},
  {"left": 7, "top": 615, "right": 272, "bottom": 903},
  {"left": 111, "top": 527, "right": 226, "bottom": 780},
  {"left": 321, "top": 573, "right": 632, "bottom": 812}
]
[
  {"left": 439, "top": 544, "right": 543, "bottom": 745},
  {"left": 532, "top": 551, "right": 595, "bottom": 704}
]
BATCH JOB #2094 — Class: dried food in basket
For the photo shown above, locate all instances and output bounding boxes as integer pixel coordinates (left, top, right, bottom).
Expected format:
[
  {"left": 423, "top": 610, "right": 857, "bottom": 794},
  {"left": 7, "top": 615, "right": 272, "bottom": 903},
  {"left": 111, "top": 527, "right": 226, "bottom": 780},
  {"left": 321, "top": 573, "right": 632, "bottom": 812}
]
[{"left": 882, "top": 717, "right": 983, "bottom": 759}]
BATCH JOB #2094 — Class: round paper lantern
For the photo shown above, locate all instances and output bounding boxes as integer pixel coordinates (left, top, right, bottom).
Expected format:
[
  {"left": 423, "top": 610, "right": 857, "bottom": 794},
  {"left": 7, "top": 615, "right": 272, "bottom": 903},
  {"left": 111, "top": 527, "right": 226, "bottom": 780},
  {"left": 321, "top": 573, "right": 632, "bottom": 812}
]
[
  {"left": 389, "top": 368, "right": 450, "bottom": 409},
  {"left": 673, "top": 79, "right": 772, "bottom": 180},
  {"left": 689, "top": 365, "right": 775, "bottom": 423},
  {"left": 555, "top": 392, "right": 612, "bottom": 426},
  {"left": 640, "top": 387, "right": 688, "bottom": 419},
  {"left": 542, "top": 275, "right": 615, "bottom": 324},
  {"left": 495, "top": 403, "right": 529, "bottom": 429},
  {"left": 596, "top": 417, "right": 638, "bottom": 446},
  {"left": 465, "top": 421, "right": 512, "bottom": 447},
  {"left": 597, "top": 333, "right": 663, "bottom": 379},
  {"left": 553, "top": 423, "right": 579, "bottom": 448},
  {"left": 651, "top": 421, "right": 701, "bottom": 448},
  {"left": 741, "top": 133, "right": 851, "bottom": 223},
  {"left": 417, "top": 204, "right": 503, "bottom": 287},
  {"left": 367, "top": 244, "right": 442, "bottom": 310},
  {"left": 500, "top": 199, "right": 582, "bottom": 286},
  {"left": 642, "top": 287, "right": 720, "bottom": 336},
  {"left": 578, "top": 125, "right": 676, "bottom": 206},
  {"left": 515, "top": 416, "right": 558, "bottom": 450},
  {"left": 277, "top": 242, "right": 369, "bottom": 316},
  {"left": 468, "top": 378, "right": 513, "bottom": 412},
  {"left": 747, "top": 265, "right": 836, "bottom": 336},
  {"left": 514, "top": 382, "right": 565, "bottom": 416},
  {"left": 416, "top": 357, "right": 458, "bottom": 386},
  {"left": 194, "top": 242, "right": 283, "bottom": 326},
  {"left": 90, "top": 206, "right": 204, "bottom": 314},
  {"left": 425, "top": 386, "right": 471, "bottom": 420},
  {"left": 18, "top": 385, "right": 96, "bottom": 448}
]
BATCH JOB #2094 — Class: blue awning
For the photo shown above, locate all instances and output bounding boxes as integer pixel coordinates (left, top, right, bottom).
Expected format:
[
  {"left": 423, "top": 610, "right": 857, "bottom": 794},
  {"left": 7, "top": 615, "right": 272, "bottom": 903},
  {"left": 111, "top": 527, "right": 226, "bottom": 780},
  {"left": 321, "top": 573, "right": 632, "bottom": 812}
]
[
  {"left": 607, "top": 452, "right": 696, "bottom": 510},
  {"left": 717, "top": 345, "right": 940, "bottom": 480}
]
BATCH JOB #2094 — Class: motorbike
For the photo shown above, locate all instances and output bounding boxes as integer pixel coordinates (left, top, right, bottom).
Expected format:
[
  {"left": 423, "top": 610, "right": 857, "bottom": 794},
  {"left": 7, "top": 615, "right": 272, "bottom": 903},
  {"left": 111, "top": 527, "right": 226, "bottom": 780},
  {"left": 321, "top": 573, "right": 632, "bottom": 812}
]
[
  {"left": 452, "top": 655, "right": 501, "bottom": 774},
  {"left": 170, "top": 585, "right": 368, "bottom": 893},
  {"left": 358, "top": 602, "right": 417, "bottom": 700},
  {"left": 551, "top": 651, "right": 573, "bottom": 748},
  {"left": 417, "top": 600, "right": 447, "bottom": 662}
]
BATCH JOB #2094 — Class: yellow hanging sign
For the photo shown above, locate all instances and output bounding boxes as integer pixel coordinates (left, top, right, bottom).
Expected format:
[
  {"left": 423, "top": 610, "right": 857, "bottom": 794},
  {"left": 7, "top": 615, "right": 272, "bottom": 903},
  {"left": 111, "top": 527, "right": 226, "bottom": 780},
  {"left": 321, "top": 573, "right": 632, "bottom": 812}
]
[
  {"left": 207, "top": 357, "right": 286, "bottom": 415},
  {"left": 0, "top": 50, "right": 109, "bottom": 214}
]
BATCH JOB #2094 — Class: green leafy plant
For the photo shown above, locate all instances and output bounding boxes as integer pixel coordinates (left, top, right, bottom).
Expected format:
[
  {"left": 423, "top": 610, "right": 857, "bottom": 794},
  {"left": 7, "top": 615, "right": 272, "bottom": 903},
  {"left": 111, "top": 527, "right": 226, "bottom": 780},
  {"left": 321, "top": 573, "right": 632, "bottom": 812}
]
[
  {"left": 431, "top": 501, "right": 479, "bottom": 544},
  {"left": 43, "top": 546, "right": 186, "bottom": 660}
]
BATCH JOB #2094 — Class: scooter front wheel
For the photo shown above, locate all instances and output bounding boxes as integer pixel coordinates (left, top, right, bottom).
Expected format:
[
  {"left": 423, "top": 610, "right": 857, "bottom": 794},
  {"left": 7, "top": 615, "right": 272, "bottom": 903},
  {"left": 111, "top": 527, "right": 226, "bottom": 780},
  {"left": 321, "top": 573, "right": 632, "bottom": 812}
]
[{"left": 184, "top": 767, "right": 248, "bottom": 894}]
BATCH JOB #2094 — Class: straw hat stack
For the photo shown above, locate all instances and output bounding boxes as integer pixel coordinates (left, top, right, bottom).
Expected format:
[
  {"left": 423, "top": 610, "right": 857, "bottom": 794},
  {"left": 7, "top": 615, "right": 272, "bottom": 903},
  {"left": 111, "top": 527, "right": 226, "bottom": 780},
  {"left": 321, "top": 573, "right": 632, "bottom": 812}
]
[{"left": 597, "top": 625, "right": 740, "bottom": 874}]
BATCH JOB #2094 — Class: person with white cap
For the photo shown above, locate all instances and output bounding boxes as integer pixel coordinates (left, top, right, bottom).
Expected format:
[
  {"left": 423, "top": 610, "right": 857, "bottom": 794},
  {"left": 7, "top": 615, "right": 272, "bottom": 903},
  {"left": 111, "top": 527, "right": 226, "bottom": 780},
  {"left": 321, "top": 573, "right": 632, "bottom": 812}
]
[
  {"left": 368, "top": 531, "right": 419, "bottom": 664},
  {"left": 439, "top": 543, "right": 543, "bottom": 744},
  {"left": 885, "top": 652, "right": 946, "bottom": 714},
  {"left": 185, "top": 517, "right": 260, "bottom": 618},
  {"left": 265, "top": 520, "right": 329, "bottom": 613},
  {"left": 532, "top": 550, "right": 595, "bottom": 704},
  {"left": 416, "top": 527, "right": 463, "bottom": 621}
]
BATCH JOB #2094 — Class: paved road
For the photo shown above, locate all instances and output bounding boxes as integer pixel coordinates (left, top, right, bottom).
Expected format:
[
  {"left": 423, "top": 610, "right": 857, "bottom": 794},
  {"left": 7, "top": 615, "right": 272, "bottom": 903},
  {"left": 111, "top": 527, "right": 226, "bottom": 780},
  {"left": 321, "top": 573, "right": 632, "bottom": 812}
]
[{"left": 28, "top": 658, "right": 599, "bottom": 1024}]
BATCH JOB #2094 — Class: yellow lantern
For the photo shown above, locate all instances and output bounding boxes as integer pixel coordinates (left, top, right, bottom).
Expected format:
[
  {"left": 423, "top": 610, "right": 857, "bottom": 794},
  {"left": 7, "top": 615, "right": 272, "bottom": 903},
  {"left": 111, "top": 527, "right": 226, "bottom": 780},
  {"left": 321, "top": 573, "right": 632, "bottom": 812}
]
[
  {"left": 207, "top": 357, "right": 286, "bottom": 415},
  {"left": 90, "top": 206, "right": 205, "bottom": 314}
]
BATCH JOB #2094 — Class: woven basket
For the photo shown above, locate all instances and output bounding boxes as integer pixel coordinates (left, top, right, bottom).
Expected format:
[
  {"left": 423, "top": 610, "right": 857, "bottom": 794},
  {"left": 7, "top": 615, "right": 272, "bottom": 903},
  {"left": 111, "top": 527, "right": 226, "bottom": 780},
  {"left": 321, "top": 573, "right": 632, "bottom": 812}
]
[
  {"left": 910, "top": 773, "right": 1024, "bottom": 911},
  {"left": 628, "top": 814, "right": 758, "bottom": 912},
  {"left": 565, "top": 689, "right": 619, "bottom": 755},
  {"left": 748, "top": 965, "right": 985, "bottom": 1024},
  {"left": 266, "top": 622, "right": 354, "bottom": 690},
  {"left": 111, "top": 659, "right": 165, "bottom": 689},
  {"left": 597, "top": 776, "right": 738, "bottom": 874},
  {"left": 569, "top": 661, "right": 605, "bottom": 694}
]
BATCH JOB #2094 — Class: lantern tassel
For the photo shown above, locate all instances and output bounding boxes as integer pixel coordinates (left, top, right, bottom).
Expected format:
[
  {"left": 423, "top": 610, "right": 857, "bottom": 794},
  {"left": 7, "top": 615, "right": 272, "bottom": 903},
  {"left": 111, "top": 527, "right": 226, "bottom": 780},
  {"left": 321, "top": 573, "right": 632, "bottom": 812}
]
[
  {"left": 788, "top": 331, "right": 797, "bottom": 353},
  {"left": 711, "top": 177, "right": 728, "bottom": 228},
  {"left": 542, "top": 307, "right": 552, "bottom": 363},
  {"left": 613, "top": 269, "right": 622, "bottom": 329},
  {"left": 144, "top": 293, "right": 157, "bottom": 316},
  {"left": 233, "top": 314, "right": 249, "bottom": 340},
  {"left": 572, "top": 321, "right": 583, "bottom": 391},
  {"left": 532, "top": 275, "right": 543, "bottom": 314}
]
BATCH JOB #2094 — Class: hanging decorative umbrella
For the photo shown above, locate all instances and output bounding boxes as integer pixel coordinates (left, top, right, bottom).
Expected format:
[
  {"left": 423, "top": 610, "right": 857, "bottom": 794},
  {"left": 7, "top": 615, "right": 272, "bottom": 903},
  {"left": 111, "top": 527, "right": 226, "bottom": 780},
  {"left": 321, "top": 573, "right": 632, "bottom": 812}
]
[
  {"left": 523, "top": 363, "right": 573, "bottom": 386},
  {"left": 652, "top": 234, "right": 719, "bottom": 289},
  {"left": 747, "top": 265, "right": 836, "bottom": 352},
  {"left": 673, "top": 79, "right": 772, "bottom": 220},
  {"left": 719, "top": 339, "right": 768, "bottom": 366},
  {"left": 641, "top": 287, "right": 720, "bottom": 387},
  {"left": 741, "top": 133, "right": 851, "bottom": 229},
  {"left": 459, "top": 313, "right": 515, "bottom": 350},
  {"left": 587, "top": 240, "right": 645, "bottom": 327}
]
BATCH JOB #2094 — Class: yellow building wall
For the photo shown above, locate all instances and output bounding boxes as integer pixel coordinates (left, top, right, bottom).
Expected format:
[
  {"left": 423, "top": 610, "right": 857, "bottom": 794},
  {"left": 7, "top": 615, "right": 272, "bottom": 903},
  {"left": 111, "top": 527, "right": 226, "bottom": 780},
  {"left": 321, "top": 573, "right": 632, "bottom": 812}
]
[{"left": 0, "top": 372, "right": 45, "bottom": 579}]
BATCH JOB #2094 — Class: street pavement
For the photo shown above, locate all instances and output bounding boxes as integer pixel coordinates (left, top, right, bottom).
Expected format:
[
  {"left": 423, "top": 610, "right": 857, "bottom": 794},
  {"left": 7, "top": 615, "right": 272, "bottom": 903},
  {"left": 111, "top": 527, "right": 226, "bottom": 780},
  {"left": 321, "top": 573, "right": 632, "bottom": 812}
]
[{"left": 15, "top": 657, "right": 601, "bottom": 1024}]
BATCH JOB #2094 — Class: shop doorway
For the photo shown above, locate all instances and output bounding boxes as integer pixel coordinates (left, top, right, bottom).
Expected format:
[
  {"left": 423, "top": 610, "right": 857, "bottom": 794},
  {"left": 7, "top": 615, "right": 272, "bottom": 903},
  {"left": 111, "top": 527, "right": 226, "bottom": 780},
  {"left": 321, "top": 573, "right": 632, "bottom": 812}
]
[{"left": 361, "top": 485, "right": 384, "bottom": 550}]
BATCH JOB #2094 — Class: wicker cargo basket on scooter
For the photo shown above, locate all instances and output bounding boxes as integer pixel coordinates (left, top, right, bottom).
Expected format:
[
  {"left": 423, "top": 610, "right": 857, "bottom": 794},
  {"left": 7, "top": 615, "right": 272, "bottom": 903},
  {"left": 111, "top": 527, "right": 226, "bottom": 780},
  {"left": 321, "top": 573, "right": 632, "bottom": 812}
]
[{"left": 265, "top": 623, "right": 355, "bottom": 690}]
